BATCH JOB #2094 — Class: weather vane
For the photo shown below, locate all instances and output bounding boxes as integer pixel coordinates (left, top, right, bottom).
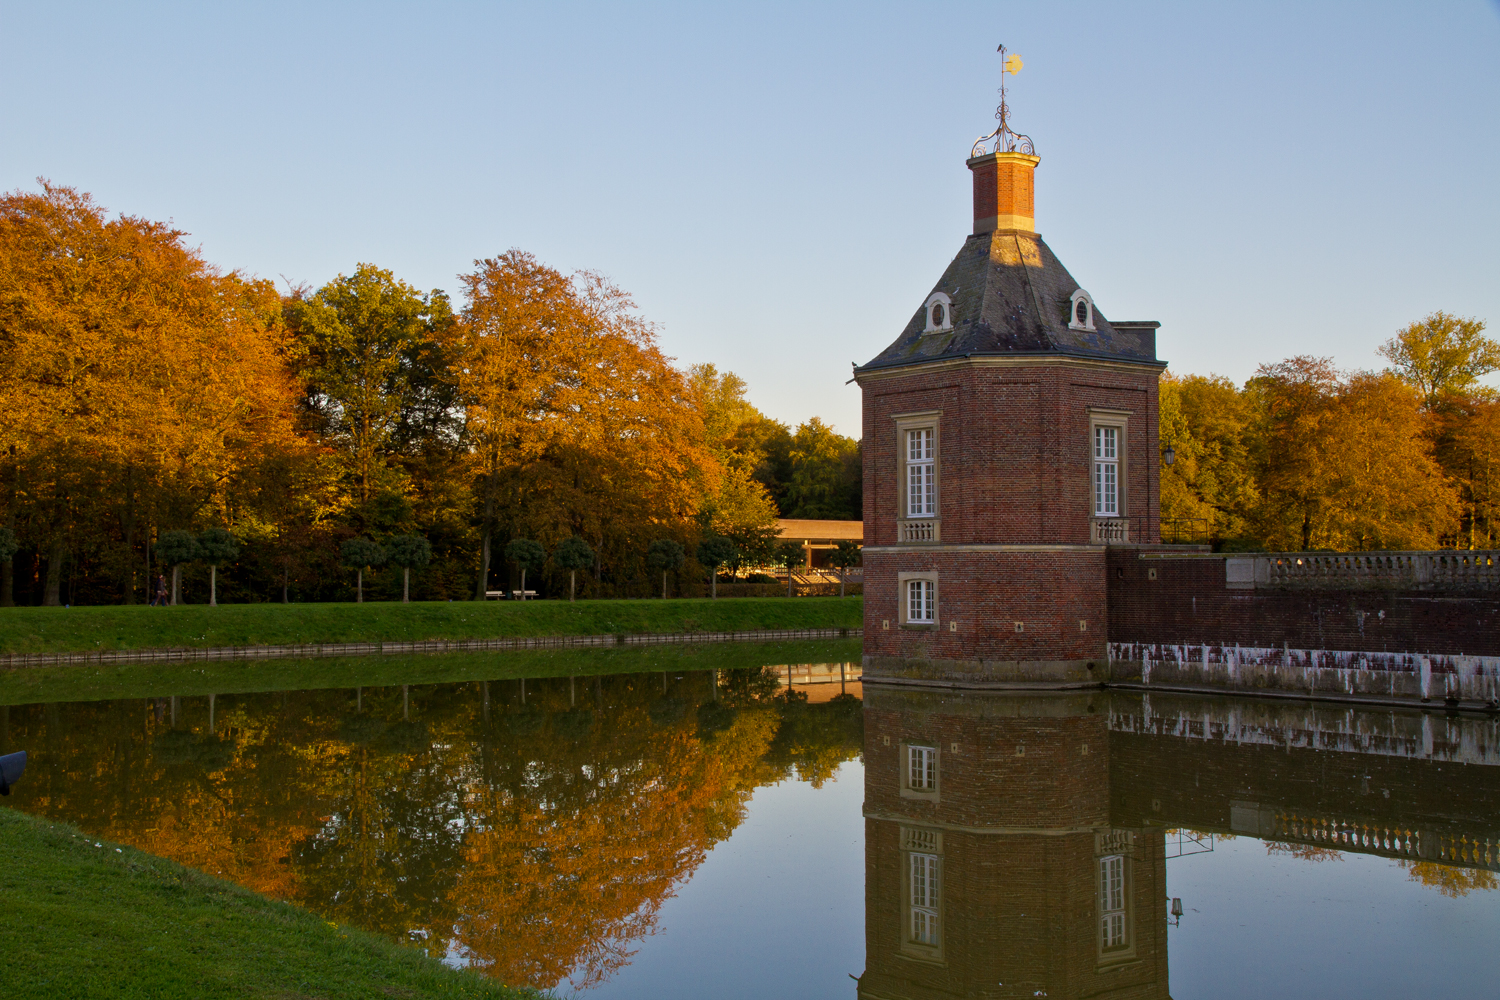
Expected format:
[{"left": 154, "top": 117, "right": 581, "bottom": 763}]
[{"left": 972, "top": 43, "right": 1034, "bottom": 157}]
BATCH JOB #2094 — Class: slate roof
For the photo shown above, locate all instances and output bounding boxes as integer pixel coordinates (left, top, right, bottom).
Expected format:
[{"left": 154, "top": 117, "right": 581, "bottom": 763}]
[{"left": 857, "top": 229, "right": 1162, "bottom": 373}]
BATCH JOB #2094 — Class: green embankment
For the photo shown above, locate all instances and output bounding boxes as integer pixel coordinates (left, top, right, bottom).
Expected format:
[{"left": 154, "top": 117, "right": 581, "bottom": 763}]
[
  {"left": 0, "top": 807, "right": 540, "bottom": 1000},
  {"left": 0, "top": 638, "right": 865, "bottom": 706},
  {"left": 0, "top": 596, "right": 863, "bottom": 656}
]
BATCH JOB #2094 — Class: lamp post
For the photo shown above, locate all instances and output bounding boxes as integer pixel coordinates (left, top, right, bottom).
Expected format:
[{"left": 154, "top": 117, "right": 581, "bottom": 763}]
[
  {"left": 1170, "top": 897, "right": 1184, "bottom": 925},
  {"left": 1163, "top": 442, "right": 1176, "bottom": 467}
]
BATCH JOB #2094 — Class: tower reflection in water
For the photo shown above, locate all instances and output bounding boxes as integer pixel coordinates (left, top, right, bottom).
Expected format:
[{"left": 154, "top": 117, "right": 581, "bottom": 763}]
[{"left": 857, "top": 687, "right": 1169, "bottom": 1000}]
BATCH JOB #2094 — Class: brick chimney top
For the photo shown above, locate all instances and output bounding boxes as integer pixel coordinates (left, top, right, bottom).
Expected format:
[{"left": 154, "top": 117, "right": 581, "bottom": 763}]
[{"left": 966, "top": 151, "right": 1039, "bottom": 234}]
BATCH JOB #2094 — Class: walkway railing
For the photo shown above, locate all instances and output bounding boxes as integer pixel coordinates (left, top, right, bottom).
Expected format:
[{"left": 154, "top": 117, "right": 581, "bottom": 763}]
[{"left": 1227, "top": 550, "right": 1500, "bottom": 590}]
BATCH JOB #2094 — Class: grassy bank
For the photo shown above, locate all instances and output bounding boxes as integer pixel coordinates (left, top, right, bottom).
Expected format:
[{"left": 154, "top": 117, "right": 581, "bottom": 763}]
[
  {"left": 0, "top": 637, "right": 865, "bottom": 706},
  {"left": 0, "top": 596, "right": 862, "bottom": 656},
  {"left": 0, "top": 807, "right": 539, "bottom": 999}
]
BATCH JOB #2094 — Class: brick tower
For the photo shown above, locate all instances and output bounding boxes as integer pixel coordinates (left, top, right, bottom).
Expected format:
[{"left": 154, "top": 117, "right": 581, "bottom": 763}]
[{"left": 854, "top": 72, "right": 1165, "bottom": 688}]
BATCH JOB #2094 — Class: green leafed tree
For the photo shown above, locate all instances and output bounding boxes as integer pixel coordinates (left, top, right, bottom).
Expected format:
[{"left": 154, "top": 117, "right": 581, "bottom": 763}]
[
  {"left": 694, "top": 535, "right": 736, "bottom": 599},
  {"left": 196, "top": 528, "right": 240, "bottom": 607},
  {"left": 503, "top": 538, "right": 547, "bottom": 601},
  {"left": 645, "top": 539, "right": 685, "bottom": 599},
  {"left": 829, "top": 539, "right": 861, "bottom": 598},
  {"left": 287, "top": 263, "right": 458, "bottom": 521},
  {"left": 339, "top": 537, "right": 387, "bottom": 604},
  {"left": 771, "top": 540, "right": 805, "bottom": 598},
  {"left": 385, "top": 534, "right": 432, "bottom": 603},
  {"left": 155, "top": 530, "right": 200, "bottom": 606},
  {"left": 553, "top": 536, "right": 594, "bottom": 602}
]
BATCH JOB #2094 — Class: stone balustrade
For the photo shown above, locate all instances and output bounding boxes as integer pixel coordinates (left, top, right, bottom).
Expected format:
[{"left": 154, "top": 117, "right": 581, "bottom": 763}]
[
  {"left": 1225, "top": 550, "right": 1500, "bottom": 591},
  {"left": 1091, "top": 517, "right": 1129, "bottom": 544}
]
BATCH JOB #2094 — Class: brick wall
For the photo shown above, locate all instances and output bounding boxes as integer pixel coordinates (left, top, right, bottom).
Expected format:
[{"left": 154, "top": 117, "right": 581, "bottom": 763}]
[
  {"left": 1107, "top": 550, "right": 1500, "bottom": 657},
  {"left": 861, "top": 363, "right": 1160, "bottom": 548},
  {"left": 863, "top": 550, "right": 1109, "bottom": 679}
]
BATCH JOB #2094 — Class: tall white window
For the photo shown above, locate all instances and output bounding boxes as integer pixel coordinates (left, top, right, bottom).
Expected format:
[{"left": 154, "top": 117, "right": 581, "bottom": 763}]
[
  {"left": 1098, "top": 854, "right": 1127, "bottom": 950},
  {"left": 906, "top": 429, "right": 935, "bottom": 517},
  {"left": 906, "top": 579, "right": 935, "bottom": 623},
  {"left": 1094, "top": 426, "right": 1119, "bottom": 517},
  {"left": 908, "top": 745, "right": 936, "bottom": 790},
  {"left": 909, "top": 852, "right": 941, "bottom": 945}
]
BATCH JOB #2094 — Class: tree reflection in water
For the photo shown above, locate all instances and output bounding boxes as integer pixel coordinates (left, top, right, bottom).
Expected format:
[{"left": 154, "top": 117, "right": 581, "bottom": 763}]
[{"left": 2, "top": 666, "right": 862, "bottom": 991}]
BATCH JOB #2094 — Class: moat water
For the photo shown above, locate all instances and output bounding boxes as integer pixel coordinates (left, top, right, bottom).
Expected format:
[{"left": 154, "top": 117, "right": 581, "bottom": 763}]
[{"left": 4, "top": 651, "right": 1498, "bottom": 998}]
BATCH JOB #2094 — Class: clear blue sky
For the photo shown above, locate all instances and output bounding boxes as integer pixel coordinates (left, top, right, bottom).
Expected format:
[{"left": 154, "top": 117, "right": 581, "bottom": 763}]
[{"left": 3, "top": 2, "right": 1497, "bottom": 436}]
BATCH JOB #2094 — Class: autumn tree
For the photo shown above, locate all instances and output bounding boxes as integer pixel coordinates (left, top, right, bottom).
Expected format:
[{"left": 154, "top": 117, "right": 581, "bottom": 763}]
[
  {"left": 0, "top": 182, "right": 298, "bottom": 605},
  {"left": 1378, "top": 311, "right": 1499, "bottom": 407},
  {"left": 1158, "top": 372, "right": 1258, "bottom": 544}
]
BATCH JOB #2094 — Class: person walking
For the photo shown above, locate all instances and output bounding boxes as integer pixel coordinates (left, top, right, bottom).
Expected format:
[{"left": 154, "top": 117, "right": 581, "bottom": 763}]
[{"left": 151, "top": 573, "right": 168, "bottom": 607}]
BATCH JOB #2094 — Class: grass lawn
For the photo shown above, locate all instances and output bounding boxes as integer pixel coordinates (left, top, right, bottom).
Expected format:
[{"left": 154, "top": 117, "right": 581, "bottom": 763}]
[
  {"left": 0, "top": 596, "right": 862, "bottom": 656},
  {"left": 0, "top": 637, "right": 865, "bottom": 706},
  {"left": 0, "top": 807, "right": 541, "bottom": 1000}
]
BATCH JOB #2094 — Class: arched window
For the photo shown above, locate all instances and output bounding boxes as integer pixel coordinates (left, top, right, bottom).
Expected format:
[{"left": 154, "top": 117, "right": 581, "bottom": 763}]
[
  {"left": 1069, "top": 288, "right": 1096, "bottom": 332},
  {"left": 923, "top": 292, "right": 954, "bottom": 334}
]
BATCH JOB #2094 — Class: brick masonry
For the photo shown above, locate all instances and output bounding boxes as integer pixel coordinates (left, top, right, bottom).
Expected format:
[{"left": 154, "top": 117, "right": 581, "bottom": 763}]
[
  {"left": 1107, "top": 550, "right": 1500, "bottom": 656},
  {"left": 860, "top": 360, "right": 1160, "bottom": 684}
]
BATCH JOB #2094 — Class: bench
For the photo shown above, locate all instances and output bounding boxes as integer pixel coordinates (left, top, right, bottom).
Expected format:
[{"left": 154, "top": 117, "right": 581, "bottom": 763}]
[{"left": 484, "top": 589, "right": 538, "bottom": 600}]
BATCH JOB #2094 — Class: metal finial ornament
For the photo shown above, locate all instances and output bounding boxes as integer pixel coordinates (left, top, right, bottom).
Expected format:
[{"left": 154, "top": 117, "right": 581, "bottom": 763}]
[{"left": 972, "top": 43, "right": 1035, "bottom": 157}]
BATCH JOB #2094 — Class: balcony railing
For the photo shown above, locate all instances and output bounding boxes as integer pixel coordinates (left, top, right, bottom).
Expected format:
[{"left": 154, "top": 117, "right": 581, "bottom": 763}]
[
  {"left": 898, "top": 519, "right": 939, "bottom": 543},
  {"left": 1091, "top": 517, "right": 1129, "bottom": 545}
]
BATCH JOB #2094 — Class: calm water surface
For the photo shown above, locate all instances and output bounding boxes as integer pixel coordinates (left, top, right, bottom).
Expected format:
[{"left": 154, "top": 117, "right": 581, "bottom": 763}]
[{"left": 4, "top": 657, "right": 1498, "bottom": 998}]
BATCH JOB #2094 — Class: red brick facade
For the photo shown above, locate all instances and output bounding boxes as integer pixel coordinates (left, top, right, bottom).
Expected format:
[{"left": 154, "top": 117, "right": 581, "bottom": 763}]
[
  {"left": 1108, "top": 550, "right": 1500, "bottom": 657},
  {"left": 858, "top": 361, "right": 1162, "bottom": 684}
]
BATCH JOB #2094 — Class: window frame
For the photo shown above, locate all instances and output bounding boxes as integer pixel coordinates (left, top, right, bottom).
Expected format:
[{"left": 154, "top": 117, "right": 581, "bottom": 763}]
[
  {"left": 893, "top": 411, "right": 942, "bottom": 542},
  {"left": 897, "top": 572, "right": 939, "bottom": 629},
  {"left": 1088, "top": 409, "right": 1131, "bottom": 521}
]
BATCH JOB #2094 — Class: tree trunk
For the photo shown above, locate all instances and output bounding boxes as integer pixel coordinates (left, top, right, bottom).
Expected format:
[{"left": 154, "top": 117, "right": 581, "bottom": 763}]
[
  {"left": 283, "top": 558, "right": 289, "bottom": 603},
  {"left": 43, "top": 543, "right": 64, "bottom": 606},
  {"left": 403, "top": 566, "right": 410, "bottom": 603},
  {"left": 839, "top": 565, "right": 845, "bottom": 598},
  {"left": 476, "top": 528, "right": 491, "bottom": 600},
  {"left": 570, "top": 569, "right": 576, "bottom": 602},
  {"left": 787, "top": 568, "right": 794, "bottom": 599},
  {"left": 520, "top": 568, "right": 527, "bottom": 601},
  {"left": 171, "top": 564, "right": 181, "bottom": 605},
  {"left": 122, "top": 473, "right": 136, "bottom": 604},
  {"left": 210, "top": 564, "right": 218, "bottom": 606},
  {"left": 357, "top": 568, "right": 364, "bottom": 603},
  {"left": 711, "top": 568, "right": 717, "bottom": 599},
  {"left": 0, "top": 557, "right": 11, "bottom": 608},
  {"left": 661, "top": 570, "right": 667, "bottom": 600}
]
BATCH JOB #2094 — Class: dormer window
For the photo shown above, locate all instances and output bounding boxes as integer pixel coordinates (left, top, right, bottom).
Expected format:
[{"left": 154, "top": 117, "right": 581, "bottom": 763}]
[
  {"left": 923, "top": 292, "right": 954, "bottom": 334},
  {"left": 1069, "top": 288, "right": 1095, "bottom": 332}
]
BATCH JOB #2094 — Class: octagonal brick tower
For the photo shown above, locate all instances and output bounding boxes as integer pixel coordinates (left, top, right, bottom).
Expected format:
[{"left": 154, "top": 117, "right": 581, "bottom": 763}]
[{"left": 854, "top": 128, "right": 1165, "bottom": 688}]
